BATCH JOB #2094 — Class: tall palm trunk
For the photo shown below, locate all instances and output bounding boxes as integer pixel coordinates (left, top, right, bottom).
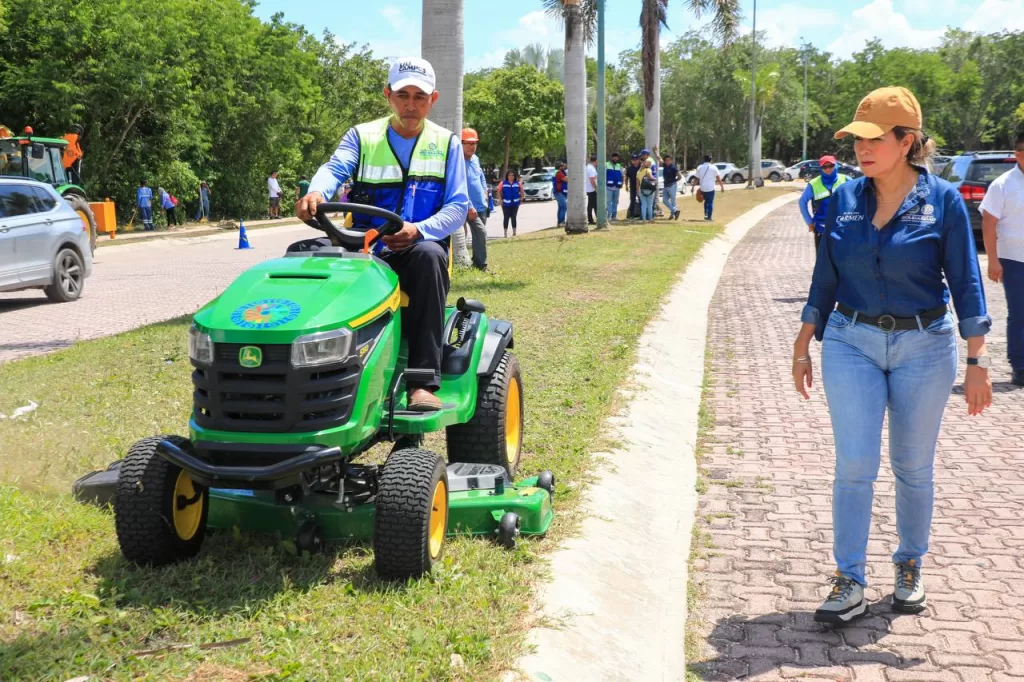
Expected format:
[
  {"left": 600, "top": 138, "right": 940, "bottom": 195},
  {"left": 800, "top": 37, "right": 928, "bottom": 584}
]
[
  {"left": 640, "top": 0, "right": 666, "bottom": 156},
  {"left": 422, "top": 0, "right": 470, "bottom": 265},
  {"left": 563, "top": 1, "right": 588, "bottom": 234}
]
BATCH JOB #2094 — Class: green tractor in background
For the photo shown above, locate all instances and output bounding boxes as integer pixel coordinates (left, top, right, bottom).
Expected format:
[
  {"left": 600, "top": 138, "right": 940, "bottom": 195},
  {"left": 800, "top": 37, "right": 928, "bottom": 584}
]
[{"left": 0, "top": 124, "right": 101, "bottom": 252}]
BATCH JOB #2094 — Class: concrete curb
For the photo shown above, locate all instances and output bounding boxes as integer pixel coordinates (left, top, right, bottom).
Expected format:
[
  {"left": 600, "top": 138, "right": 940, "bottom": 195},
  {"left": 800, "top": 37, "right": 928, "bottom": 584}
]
[{"left": 510, "top": 193, "right": 800, "bottom": 682}]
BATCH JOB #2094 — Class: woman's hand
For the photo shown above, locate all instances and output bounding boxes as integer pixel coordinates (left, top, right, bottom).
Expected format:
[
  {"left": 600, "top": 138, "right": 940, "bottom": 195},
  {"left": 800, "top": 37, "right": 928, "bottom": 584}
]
[
  {"left": 964, "top": 365, "right": 992, "bottom": 416},
  {"left": 793, "top": 356, "right": 813, "bottom": 399}
]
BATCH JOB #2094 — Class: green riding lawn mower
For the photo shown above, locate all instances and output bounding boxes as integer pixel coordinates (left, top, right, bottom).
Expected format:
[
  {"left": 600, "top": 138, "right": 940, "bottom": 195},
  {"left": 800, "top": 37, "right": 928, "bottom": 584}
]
[{"left": 73, "top": 203, "right": 554, "bottom": 580}]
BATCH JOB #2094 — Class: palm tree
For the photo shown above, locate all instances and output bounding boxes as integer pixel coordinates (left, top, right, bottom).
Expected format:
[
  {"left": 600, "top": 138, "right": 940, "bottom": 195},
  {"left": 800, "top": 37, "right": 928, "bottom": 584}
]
[
  {"left": 421, "top": 0, "right": 470, "bottom": 265},
  {"left": 641, "top": 0, "right": 740, "bottom": 154},
  {"left": 543, "top": 0, "right": 597, "bottom": 235},
  {"left": 504, "top": 43, "right": 566, "bottom": 83}
]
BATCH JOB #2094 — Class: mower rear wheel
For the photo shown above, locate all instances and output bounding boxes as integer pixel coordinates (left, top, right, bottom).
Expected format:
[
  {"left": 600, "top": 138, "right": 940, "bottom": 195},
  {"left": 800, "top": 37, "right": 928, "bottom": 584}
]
[
  {"left": 374, "top": 448, "right": 448, "bottom": 580},
  {"left": 446, "top": 351, "right": 523, "bottom": 479},
  {"left": 114, "top": 435, "right": 209, "bottom": 566}
]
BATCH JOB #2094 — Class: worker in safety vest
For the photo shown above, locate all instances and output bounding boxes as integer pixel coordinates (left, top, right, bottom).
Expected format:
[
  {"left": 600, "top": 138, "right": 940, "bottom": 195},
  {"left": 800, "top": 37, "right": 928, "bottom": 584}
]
[
  {"left": 799, "top": 154, "right": 850, "bottom": 254},
  {"left": 606, "top": 152, "right": 624, "bottom": 222},
  {"left": 297, "top": 57, "right": 470, "bottom": 412}
]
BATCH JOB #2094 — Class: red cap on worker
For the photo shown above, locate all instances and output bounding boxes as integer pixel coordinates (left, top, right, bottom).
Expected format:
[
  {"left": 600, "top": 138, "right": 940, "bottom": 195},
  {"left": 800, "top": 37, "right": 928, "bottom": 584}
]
[
  {"left": 461, "top": 128, "right": 479, "bottom": 143},
  {"left": 819, "top": 155, "right": 837, "bottom": 166}
]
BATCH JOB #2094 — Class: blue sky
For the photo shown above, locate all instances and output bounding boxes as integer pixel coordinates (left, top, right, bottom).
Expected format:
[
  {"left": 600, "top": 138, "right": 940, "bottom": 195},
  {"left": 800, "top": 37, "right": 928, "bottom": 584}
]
[{"left": 253, "top": 0, "right": 1024, "bottom": 69}]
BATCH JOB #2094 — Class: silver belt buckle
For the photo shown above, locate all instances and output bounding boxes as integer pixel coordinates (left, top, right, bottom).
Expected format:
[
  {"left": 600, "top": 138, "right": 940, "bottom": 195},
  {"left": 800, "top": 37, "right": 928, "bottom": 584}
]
[{"left": 877, "top": 314, "right": 897, "bottom": 333}]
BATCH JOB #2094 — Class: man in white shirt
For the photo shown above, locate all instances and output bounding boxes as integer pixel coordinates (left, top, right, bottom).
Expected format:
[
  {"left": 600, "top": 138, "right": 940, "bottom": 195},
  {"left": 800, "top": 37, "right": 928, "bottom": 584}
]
[
  {"left": 586, "top": 155, "right": 599, "bottom": 225},
  {"left": 695, "top": 154, "right": 726, "bottom": 222},
  {"left": 267, "top": 170, "right": 282, "bottom": 219},
  {"left": 980, "top": 132, "right": 1024, "bottom": 386}
]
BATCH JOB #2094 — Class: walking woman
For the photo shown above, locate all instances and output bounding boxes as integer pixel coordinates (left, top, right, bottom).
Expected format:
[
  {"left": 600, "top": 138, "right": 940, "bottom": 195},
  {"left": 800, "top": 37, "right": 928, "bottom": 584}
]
[
  {"left": 499, "top": 170, "right": 523, "bottom": 237},
  {"left": 792, "top": 87, "right": 992, "bottom": 624},
  {"left": 637, "top": 159, "right": 657, "bottom": 223}
]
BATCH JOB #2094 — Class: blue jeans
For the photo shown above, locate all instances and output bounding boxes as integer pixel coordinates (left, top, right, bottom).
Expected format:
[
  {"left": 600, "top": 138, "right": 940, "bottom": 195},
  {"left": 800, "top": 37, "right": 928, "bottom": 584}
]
[
  {"left": 662, "top": 185, "right": 677, "bottom": 215},
  {"left": 607, "top": 188, "right": 620, "bottom": 221},
  {"left": 1001, "top": 258, "right": 1024, "bottom": 371},
  {"left": 555, "top": 193, "right": 567, "bottom": 225},
  {"left": 195, "top": 199, "right": 210, "bottom": 221},
  {"left": 822, "top": 309, "right": 958, "bottom": 586},
  {"left": 639, "top": 192, "right": 656, "bottom": 220},
  {"left": 703, "top": 190, "right": 715, "bottom": 220},
  {"left": 139, "top": 206, "right": 153, "bottom": 230}
]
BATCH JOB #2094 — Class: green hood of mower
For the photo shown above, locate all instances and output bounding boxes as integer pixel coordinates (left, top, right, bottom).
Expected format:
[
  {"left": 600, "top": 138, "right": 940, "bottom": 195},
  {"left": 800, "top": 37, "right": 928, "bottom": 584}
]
[{"left": 194, "top": 254, "right": 399, "bottom": 344}]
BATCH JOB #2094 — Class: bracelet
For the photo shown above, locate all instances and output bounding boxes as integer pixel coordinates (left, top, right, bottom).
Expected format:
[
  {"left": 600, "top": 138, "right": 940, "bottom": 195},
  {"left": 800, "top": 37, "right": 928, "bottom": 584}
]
[{"left": 794, "top": 356, "right": 811, "bottom": 364}]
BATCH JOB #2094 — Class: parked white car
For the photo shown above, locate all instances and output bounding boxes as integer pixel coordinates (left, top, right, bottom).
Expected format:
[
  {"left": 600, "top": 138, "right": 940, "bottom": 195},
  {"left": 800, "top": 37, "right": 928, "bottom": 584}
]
[
  {"left": 783, "top": 160, "right": 816, "bottom": 182},
  {"left": 685, "top": 163, "right": 746, "bottom": 186},
  {"left": 522, "top": 172, "right": 554, "bottom": 201},
  {"left": 0, "top": 178, "right": 93, "bottom": 302}
]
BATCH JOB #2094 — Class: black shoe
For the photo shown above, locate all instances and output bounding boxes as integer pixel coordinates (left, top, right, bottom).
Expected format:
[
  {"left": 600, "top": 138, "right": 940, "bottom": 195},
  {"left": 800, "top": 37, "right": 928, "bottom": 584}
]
[{"left": 1013, "top": 370, "right": 1024, "bottom": 387}]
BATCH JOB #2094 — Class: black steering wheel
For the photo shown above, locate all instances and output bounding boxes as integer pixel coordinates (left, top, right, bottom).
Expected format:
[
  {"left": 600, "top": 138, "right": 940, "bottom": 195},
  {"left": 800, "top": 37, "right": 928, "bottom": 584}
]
[{"left": 304, "top": 202, "right": 404, "bottom": 251}]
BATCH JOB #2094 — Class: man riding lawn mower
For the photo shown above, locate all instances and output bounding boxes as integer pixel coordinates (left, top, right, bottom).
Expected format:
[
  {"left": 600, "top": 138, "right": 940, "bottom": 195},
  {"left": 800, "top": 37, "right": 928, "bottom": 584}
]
[{"left": 73, "top": 57, "right": 554, "bottom": 580}]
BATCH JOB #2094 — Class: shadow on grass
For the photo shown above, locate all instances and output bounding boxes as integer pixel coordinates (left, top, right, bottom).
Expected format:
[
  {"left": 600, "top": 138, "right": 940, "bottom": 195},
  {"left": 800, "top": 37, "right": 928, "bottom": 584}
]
[{"left": 689, "top": 609, "right": 924, "bottom": 680}]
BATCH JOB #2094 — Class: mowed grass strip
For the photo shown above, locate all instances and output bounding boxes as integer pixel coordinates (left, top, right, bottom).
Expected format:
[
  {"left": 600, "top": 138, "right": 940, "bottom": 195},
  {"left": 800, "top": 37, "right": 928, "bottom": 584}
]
[{"left": 0, "top": 188, "right": 789, "bottom": 681}]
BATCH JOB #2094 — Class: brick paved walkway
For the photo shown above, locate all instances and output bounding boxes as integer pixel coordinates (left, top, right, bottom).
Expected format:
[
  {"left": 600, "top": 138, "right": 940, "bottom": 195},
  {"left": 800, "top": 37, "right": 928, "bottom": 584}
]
[{"left": 690, "top": 203, "right": 1024, "bottom": 681}]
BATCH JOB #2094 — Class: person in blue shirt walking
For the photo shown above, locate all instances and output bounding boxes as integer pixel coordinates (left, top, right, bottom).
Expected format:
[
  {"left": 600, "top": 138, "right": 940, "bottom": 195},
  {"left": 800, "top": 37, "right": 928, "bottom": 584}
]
[
  {"left": 461, "top": 128, "right": 489, "bottom": 270},
  {"left": 605, "top": 152, "right": 623, "bottom": 222},
  {"left": 792, "top": 87, "right": 992, "bottom": 625},
  {"left": 498, "top": 170, "right": 523, "bottom": 237},
  {"left": 661, "top": 153, "right": 681, "bottom": 220},
  {"left": 136, "top": 180, "right": 154, "bottom": 231},
  {"left": 297, "top": 56, "right": 469, "bottom": 412},
  {"left": 799, "top": 154, "right": 849, "bottom": 253}
]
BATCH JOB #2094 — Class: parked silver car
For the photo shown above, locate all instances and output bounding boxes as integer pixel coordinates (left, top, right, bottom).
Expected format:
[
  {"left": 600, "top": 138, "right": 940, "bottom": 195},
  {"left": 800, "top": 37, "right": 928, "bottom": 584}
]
[
  {"left": 0, "top": 178, "right": 93, "bottom": 302},
  {"left": 761, "top": 159, "right": 787, "bottom": 182}
]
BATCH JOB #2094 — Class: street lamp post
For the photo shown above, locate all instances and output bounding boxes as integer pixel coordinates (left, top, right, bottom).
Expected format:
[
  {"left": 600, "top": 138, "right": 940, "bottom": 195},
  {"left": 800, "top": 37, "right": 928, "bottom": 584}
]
[
  {"left": 746, "top": 0, "right": 757, "bottom": 190},
  {"left": 596, "top": 0, "right": 607, "bottom": 229},
  {"left": 802, "top": 41, "right": 809, "bottom": 162}
]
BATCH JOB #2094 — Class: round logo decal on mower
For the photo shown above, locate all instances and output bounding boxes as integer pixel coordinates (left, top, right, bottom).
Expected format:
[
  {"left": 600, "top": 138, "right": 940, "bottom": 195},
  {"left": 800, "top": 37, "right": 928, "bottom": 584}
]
[{"left": 231, "top": 299, "right": 301, "bottom": 329}]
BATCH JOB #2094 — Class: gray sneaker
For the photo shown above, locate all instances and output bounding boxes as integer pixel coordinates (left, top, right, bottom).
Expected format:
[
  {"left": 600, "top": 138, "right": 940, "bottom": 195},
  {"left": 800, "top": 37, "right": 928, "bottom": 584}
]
[
  {"left": 892, "top": 560, "right": 926, "bottom": 613},
  {"left": 814, "top": 573, "right": 867, "bottom": 624}
]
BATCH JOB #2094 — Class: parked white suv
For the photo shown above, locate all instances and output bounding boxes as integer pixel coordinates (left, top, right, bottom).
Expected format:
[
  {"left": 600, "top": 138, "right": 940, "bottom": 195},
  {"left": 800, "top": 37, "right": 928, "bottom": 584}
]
[{"left": 0, "top": 178, "right": 93, "bottom": 302}]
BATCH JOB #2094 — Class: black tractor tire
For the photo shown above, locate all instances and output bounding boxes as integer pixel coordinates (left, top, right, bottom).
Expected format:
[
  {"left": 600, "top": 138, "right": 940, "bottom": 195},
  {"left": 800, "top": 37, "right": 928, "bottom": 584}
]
[
  {"left": 374, "top": 448, "right": 448, "bottom": 580},
  {"left": 65, "top": 193, "right": 97, "bottom": 254},
  {"left": 446, "top": 351, "right": 524, "bottom": 479},
  {"left": 43, "top": 247, "right": 86, "bottom": 303},
  {"left": 114, "top": 435, "right": 209, "bottom": 566}
]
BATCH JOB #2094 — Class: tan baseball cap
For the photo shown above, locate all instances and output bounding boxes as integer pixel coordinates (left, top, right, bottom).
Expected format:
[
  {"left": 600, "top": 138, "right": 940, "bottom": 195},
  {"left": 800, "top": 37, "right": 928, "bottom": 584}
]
[{"left": 834, "top": 86, "right": 923, "bottom": 140}]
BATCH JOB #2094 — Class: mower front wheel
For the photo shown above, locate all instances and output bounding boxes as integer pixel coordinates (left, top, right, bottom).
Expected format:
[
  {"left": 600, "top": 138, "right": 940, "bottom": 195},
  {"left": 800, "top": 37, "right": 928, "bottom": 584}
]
[
  {"left": 114, "top": 436, "right": 209, "bottom": 566},
  {"left": 446, "top": 351, "right": 523, "bottom": 478},
  {"left": 374, "top": 448, "right": 449, "bottom": 580}
]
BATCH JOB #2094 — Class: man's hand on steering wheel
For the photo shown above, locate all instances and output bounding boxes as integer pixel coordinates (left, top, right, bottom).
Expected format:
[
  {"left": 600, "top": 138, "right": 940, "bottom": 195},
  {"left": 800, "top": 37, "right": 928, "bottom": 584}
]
[
  {"left": 382, "top": 223, "right": 422, "bottom": 251},
  {"left": 296, "top": 191, "right": 324, "bottom": 222}
]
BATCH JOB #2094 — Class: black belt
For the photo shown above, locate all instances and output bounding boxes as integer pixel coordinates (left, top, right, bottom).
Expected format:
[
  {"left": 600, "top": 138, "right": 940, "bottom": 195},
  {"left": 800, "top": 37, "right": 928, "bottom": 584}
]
[{"left": 836, "top": 303, "right": 948, "bottom": 332}]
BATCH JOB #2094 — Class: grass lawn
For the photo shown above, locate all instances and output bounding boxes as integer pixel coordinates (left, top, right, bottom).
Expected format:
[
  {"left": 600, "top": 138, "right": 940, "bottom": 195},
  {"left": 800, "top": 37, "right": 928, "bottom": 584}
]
[{"left": 0, "top": 187, "right": 793, "bottom": 681}]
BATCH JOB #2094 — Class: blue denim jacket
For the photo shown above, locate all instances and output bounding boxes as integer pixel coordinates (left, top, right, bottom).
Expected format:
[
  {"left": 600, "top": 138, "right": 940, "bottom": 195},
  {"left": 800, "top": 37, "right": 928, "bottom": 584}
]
[{"left": 802, "top": 170, "right": 991, "bottom": 341}]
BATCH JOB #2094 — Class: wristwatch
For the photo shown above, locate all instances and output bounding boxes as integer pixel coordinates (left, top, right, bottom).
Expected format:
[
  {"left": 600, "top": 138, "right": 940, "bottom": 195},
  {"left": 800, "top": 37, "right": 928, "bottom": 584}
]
[{"left": 967, "top": 355, "right": 992, "bottom": 369}]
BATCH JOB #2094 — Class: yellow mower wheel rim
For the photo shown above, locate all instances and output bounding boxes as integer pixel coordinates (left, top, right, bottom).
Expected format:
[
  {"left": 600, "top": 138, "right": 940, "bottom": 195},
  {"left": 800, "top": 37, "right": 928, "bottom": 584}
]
[
  {"left": 172, "top": 470, "right": 203, "bottom": 541},
  {"left": 505, "top": 376, "right": 522, "bottom": 467},
  {"left": 428, "top": 479, "right": 448, "bottom": 560}
]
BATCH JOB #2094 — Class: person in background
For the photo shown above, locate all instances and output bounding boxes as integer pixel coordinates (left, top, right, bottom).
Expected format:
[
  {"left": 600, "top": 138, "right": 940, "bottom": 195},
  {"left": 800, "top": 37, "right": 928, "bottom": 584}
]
[
  {"left": 662, "top": 153, "right": 681, "bottom": 220},
  {"left": 793, "top": 86, "right": 991, "bottom": 625},
  {"left": 268, "top": 170, "right": 282, "bottom": 219},
  {"left": 158, "top": 187, "right": 179, "bottom": 227},
  {"left": 695, "top": 154, "right": 726, "bottom": 221},
  {"left": 137, "top": 179, "right": 154, "bottom": 231},
  {"left": 586, "top": 155, "right": 599, "bottom": 225},
  {"left": 606, "top": 152, "right": 624, "bottom": 222},
  {"left": 195, "top": 181, "right": 211, "bottom": 222},
  {"left": 637, "top": 158, "right": 657, "bottom": 223},
  {"left": 498, "top": 169, "right": 523, "bottom": 238},
  {"left": 554, "top": 162, "right": 568, "bottom": 228},
  {"left": 626, "top": 153, "right": 641, "bottom": 220},
  {"left": 296, "top": 176, "right": 310, "bottom": 200},
  {"left": 979, "top": 131, "right": 1024, "bottom": 386},
  {"left": 799, "top": 155, "right": 850, "bottom": 253},
  {"left": 461, "top": 127, "right": 489, "bottom": 270}
]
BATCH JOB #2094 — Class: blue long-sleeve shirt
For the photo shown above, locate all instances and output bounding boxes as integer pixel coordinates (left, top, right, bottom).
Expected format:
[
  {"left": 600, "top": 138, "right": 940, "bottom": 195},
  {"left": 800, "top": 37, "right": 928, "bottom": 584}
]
[
  {"left": 136, "top": 186, "right": 152, "bottom": 209},
  {"left": 799, "top": 176, "right": 842, "bottom": 233},
  {"left": 308, "top": 124, "right": 469, "bottom": 241},
  {"left": 802, "top": 171, "right": 990, "bottom": 341},
  {"left": 465, "top": 153, "right": 488, "bottom": 212}
]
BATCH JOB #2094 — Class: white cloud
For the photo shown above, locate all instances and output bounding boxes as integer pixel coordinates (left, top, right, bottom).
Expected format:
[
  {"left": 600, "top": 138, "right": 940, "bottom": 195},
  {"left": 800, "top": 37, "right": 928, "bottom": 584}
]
[
  {"left": 738, "top": 5, "right": 839, "bottom": 49},
  {"left": 826, "top": 0, "right": 945, "bottom": 58},
  {"left": 901, "top": 0, "right": 958, "bottom": 14},
  {"left": 964, "top": 0, "right": 1024, "bottom": 33}
]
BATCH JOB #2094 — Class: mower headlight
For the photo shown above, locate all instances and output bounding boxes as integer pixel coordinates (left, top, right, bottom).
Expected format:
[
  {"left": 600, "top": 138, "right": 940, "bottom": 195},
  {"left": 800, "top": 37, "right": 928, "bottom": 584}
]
[
  {"left": 188, "top": 326, "right": 214, "bottom": 365},
  {"left": 291, "top": 328, "right": 353, "bottom": 368}
]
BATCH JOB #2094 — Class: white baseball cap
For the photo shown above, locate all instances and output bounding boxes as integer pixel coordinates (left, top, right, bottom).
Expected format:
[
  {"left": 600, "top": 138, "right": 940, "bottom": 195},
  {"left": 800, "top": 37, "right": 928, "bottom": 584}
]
[{"left": 388, "top": 57, "right": 436, "bottom": 94}]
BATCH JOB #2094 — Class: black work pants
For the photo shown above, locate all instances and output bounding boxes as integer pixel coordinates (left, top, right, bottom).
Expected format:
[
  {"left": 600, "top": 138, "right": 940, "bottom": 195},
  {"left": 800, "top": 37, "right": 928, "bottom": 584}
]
[
  {"left": 165, "top": 207, "right": 179, "bottom": 226},
  {"left": 628, "top": 187, "right": 638, "bottom": 218},
  {"left": 503, "top": 204, "right": 519, "bottom": 232},
  {"left": 814, "top": 232, "right": 822, "bottom": 254},
  {"left": 381, "top": 240, "right": 450, "bottom": 391},
  {"left": 587, "top": 191, "right": 597, "bottom": 224}
]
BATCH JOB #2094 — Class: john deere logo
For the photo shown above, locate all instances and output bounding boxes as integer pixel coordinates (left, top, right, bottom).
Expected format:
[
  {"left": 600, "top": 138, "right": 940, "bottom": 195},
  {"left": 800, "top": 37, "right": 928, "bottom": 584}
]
[{"left": 239, "top": 346, "right": 262, "bottom": 368}]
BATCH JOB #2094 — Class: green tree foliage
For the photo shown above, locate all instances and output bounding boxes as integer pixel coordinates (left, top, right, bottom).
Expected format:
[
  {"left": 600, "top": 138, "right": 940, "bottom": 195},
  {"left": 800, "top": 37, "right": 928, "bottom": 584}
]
[{"left": 0, "top": 0, "right": 387, "bottom": 219}]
